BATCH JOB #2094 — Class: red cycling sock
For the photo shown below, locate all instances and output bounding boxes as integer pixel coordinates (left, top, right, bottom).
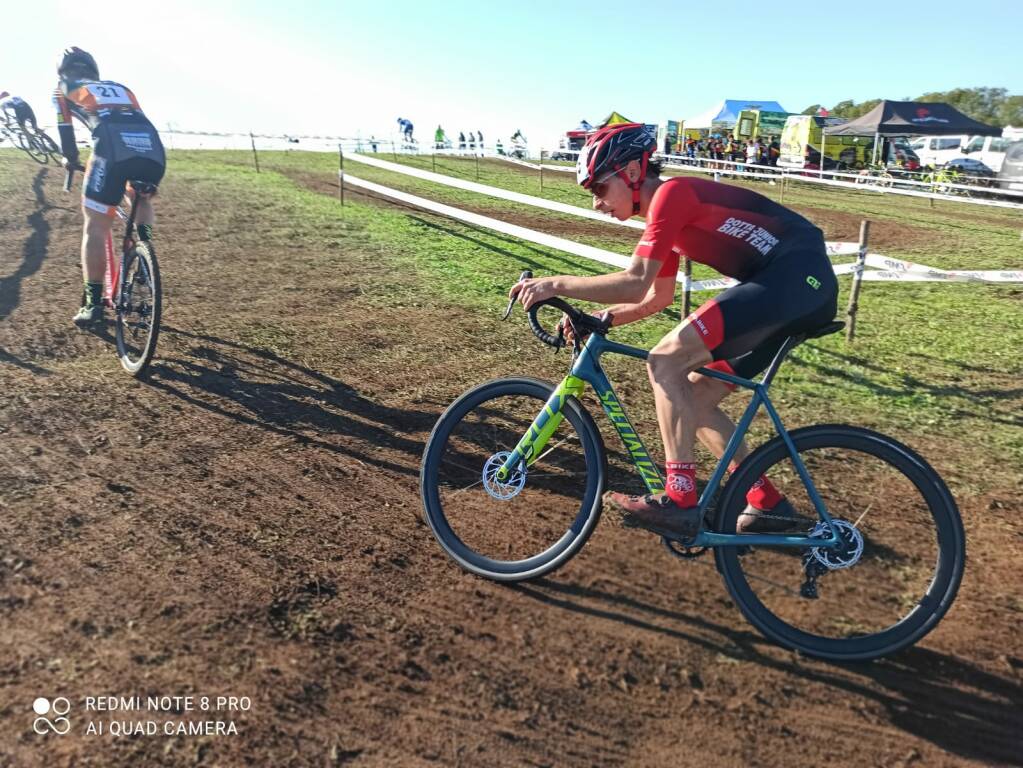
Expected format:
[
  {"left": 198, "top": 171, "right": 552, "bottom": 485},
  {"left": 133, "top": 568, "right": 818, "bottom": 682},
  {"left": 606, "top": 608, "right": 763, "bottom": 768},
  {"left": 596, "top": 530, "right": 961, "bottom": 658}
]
[
  {"left": 665, "top": 461, "right": 698, "bottom": 508},
  {"left": 746, "top": 475, "right": 784, "bottom": 511}
]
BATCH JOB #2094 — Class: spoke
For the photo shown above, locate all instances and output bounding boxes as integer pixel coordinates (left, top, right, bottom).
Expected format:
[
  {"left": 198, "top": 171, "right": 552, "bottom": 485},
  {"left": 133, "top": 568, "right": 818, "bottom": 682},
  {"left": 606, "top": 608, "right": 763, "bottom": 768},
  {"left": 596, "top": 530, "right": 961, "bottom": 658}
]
[{"left": 744, "top": 569, "right": 803, "bottom": 598}]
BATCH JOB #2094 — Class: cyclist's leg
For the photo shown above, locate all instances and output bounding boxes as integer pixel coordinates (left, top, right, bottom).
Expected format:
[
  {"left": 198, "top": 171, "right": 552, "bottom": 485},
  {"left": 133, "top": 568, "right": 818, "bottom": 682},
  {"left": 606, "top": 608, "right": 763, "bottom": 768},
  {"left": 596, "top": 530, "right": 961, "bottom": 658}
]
[
  {"left": 685, "top": 232, "right": 838, "bottom": 463},
  {"left": 74, "top": 154, "right": 125, "bottom": 323},
  {"left": 21, "top": 105, "right": 38, "bottom": 134}
]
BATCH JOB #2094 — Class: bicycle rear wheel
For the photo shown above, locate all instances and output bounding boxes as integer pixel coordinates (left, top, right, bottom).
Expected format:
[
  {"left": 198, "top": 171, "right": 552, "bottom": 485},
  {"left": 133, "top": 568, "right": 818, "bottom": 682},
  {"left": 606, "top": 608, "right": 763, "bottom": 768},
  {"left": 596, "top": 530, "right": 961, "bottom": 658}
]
[
  {"left": 115, "top": 241, "right": 161, "bottom": 376},
  {"left": 35, "top": 131, "right": 61, "bottom": 165},
  {"left": 420, "top": 377, "right": 606, "bottom": 582},
  {"left": 715, "top": 425, "right": 964, "bottom": 661},
  {"left": 20, "top": 131, "right": 47, "bottom": 164}
]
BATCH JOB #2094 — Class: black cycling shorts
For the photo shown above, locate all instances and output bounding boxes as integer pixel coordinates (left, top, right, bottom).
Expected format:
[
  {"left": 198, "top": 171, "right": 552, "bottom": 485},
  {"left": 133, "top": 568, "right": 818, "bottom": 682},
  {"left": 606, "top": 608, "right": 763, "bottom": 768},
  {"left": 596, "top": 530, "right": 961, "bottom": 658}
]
[
  {"left": 83, "top": 120, "right": 166, "bottom": 213},
  {"left": 687, "top": 227, "right": 839, "bottom": 384}
]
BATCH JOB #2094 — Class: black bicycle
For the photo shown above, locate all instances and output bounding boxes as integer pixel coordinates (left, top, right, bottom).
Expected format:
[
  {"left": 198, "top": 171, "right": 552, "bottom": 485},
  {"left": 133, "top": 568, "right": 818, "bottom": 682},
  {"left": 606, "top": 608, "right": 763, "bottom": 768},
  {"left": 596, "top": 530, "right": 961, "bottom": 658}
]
[
  {"left": 65, "top": 166, "right": 162, "bottom": 376},
  {"left": 420, "top": 274, "right": 966, "bottom": 661}
]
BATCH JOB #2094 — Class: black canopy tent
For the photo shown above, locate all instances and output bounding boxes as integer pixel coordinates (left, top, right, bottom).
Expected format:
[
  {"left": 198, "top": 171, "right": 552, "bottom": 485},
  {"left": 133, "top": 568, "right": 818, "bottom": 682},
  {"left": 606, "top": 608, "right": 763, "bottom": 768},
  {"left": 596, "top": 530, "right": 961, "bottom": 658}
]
[{"left": 822, "top": 100, "right": 1002, "bottom": 166}]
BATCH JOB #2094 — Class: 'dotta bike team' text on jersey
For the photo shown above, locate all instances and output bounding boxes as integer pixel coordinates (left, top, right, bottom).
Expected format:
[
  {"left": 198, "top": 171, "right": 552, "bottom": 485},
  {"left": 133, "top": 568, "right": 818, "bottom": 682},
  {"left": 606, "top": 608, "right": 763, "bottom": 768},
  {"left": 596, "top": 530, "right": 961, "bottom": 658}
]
[{"left": 634, "top": 177, "right": 819, "bottom": 281}]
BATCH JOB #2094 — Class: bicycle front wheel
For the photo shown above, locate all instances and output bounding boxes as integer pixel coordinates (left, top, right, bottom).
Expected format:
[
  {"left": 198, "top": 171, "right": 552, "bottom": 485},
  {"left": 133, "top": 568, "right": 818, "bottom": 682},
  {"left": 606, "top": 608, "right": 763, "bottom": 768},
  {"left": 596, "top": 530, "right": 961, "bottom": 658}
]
[
  {"left": 115, "top": 241, "right": 162, "bottom": 376},
  {"left": 715, "top": 425, "right": 964, "bottom": 661},
  {"left": 420, "top": 377, "right": 606, "bottom": 582}
]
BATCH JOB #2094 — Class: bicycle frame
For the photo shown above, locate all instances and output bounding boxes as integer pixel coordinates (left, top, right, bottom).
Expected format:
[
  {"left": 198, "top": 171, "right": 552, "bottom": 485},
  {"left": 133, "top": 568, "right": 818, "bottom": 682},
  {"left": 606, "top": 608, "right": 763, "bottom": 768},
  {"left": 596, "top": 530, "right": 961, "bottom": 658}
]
[
  {"left": 102, "top": 196, "right": 140, "bottom": 307},
  {"left": 497, "top": 332, "right": 842, "bottom": 550}
]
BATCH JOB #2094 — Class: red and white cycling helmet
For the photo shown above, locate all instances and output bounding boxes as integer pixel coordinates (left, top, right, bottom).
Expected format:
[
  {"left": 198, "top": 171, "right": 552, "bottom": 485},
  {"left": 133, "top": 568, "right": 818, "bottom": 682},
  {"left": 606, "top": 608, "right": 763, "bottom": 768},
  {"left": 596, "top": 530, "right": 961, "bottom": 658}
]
[{"left": 576, "top": 122, "right": 656, "bottom": 213}]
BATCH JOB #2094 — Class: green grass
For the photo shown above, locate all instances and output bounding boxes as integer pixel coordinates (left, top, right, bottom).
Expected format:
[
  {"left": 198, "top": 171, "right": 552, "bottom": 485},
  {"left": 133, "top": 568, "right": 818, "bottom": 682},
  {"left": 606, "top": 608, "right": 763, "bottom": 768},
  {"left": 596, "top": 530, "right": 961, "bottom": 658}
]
[{"left": 132, "top": 151, "right": 1023, "bottom": 491}]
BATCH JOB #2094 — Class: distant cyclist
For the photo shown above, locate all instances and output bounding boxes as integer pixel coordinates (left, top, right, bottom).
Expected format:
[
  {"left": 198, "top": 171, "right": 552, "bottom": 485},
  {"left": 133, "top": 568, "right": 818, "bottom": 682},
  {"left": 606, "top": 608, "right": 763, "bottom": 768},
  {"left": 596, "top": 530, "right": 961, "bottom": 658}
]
[
  {"left": 54, "top": 47, "right": 166, "bottom": 326},
  {"left": 511, "top": 123, "right": 838, "bottom": 537},
  {"left": 397, "top": 117, "right": 414, "bottom": 143},
  {"left": 0, "top": 91, "right": 39, "bottom": 133}
]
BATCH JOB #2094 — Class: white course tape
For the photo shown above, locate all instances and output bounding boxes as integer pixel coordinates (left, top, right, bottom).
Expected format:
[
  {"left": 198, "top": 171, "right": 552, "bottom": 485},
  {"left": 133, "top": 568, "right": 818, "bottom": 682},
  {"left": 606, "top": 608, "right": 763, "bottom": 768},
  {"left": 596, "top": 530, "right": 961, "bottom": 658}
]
[
  {"left": 344, "top": 174, "right": 634, "bottom": 273},
  {"left": 863, "top": 253, "right": 1023, "bottom": 282},
  {"left": 342, "top": 166, "right": 1022, "bottom": 289},
  {"left": 347, "top": 152, "right": 645, "bottom": 229},
  {"left": 347, "top": 152, "right": 862, "bottom": 256}
]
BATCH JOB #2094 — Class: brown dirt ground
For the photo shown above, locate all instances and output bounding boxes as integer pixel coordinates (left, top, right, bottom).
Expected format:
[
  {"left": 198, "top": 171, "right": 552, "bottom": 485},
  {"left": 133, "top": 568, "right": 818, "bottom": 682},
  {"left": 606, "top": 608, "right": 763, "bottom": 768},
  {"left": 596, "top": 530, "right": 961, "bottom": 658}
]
[{"left": 1, "top": 156, "right": 1021, "bottom": 767}]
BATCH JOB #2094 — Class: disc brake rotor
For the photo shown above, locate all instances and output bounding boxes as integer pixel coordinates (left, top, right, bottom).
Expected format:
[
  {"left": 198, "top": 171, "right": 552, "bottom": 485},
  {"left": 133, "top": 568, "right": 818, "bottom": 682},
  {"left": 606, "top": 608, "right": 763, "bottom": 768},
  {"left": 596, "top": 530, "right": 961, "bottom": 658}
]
[
  {"left": 808, "top": 520, "right": 864, "bottom": 570},
  {"left": 482, "top": 451, "right": 526, "bottom": 500}
]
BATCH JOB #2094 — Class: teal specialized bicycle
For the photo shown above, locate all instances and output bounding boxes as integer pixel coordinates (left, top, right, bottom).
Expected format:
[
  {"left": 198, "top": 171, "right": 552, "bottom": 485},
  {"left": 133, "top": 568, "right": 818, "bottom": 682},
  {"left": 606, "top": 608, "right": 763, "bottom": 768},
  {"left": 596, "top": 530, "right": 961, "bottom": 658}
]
[{"left": 420, "top": 273, "right": 965, "bottom": 661}]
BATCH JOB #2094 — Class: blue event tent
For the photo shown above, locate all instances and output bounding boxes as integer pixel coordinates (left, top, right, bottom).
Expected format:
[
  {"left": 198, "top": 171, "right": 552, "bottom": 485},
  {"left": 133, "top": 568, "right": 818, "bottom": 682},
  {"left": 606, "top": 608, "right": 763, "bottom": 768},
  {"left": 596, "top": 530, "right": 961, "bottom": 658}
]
[{"left": 685, "top": 99, "right": 787, "bottom": 130}]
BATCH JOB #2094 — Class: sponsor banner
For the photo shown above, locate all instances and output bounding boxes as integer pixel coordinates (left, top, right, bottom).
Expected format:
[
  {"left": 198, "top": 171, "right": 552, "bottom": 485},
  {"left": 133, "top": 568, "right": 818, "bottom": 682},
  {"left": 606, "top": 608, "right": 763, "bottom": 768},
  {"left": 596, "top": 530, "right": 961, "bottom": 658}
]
[{"left": 864, "top": 253, "right": 1023, "bottom": 282}]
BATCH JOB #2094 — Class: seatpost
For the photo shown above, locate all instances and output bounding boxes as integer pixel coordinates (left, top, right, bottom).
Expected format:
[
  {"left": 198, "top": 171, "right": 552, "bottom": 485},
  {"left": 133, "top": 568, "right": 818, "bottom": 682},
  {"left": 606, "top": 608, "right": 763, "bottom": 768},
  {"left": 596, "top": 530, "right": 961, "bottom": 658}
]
[{"left": 758, "top": 335, "right": 802, "bottom": 389}]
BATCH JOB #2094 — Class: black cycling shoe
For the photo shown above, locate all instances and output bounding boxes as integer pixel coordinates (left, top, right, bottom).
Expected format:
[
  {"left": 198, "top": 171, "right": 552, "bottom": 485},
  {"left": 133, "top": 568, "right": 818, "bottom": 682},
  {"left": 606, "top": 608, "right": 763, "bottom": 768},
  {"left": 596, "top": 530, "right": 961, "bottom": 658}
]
[
  {"left": 736, "top": 497, "right": 801, "bottom": 533},
  {"left": 604, "top": 491, "right": 703, "bottom": 540}
]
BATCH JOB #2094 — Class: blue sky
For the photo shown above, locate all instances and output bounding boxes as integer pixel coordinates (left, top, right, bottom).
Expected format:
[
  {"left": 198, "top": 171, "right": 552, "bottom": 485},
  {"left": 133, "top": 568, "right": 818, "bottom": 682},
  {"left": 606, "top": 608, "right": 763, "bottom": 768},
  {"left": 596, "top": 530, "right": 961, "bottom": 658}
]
[{"left": 3, "top": 0, "right": 1021, "bottom": 146}]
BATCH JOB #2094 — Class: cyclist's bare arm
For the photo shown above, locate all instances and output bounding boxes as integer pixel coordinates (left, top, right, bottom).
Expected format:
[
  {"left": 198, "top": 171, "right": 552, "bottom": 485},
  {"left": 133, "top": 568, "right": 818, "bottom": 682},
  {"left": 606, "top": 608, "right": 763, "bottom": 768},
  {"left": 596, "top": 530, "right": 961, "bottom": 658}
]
[
  {"left": 602, "top": 275, "right": 677, "bottom": 326},
  {"left": 548, "top": 253, "right": 663, "bottom": 306}
]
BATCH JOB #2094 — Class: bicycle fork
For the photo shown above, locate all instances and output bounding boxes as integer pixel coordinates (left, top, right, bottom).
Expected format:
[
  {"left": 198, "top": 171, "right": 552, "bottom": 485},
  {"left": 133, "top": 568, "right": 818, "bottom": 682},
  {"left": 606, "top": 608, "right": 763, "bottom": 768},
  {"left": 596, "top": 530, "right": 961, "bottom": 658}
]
[{"left": 495, "top": 375, "right": 585, "bottom": 481}]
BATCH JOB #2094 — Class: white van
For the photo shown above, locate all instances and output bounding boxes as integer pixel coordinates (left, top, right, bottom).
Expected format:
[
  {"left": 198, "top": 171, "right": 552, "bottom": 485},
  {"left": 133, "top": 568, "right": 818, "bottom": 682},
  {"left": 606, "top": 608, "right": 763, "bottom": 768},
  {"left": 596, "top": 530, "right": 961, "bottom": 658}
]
[
  {"left": 959, "top": 134, "right": 1015, "bottom": 172},
  {"left": 909, "top": 135, "right": 967, "bottom": 167}
]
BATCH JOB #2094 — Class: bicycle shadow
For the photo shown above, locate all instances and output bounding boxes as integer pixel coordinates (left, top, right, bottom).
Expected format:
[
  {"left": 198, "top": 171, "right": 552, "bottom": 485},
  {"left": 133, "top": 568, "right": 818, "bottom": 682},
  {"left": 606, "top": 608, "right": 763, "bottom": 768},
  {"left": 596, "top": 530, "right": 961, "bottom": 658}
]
[
  {"left": 0, "top": 169, "right": 50, "bottom": 321},
  {"left": 514, "top": 578, "right": 1022, "bottom": 765},
  {"left": 145, "top": 326, "right": 437, "bottom": 479},
  {"left": 0, "top": 346, "right": 51, "bottom": 375}
]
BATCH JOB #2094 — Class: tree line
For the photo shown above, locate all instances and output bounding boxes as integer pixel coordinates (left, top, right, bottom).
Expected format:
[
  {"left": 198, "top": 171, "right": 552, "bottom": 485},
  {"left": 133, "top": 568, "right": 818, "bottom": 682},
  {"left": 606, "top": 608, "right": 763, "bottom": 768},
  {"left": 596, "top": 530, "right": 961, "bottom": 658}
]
[{"left": 801, "top": 87, "right": 1022, "bottom": 127}]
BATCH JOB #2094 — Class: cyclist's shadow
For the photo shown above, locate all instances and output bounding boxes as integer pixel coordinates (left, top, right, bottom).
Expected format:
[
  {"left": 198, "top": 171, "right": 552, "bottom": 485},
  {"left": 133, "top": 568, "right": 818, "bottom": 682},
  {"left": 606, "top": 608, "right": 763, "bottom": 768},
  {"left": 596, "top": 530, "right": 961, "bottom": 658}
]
[
  {"left": 515, "top": 578, "right": 1021, "bottom": 765},
  {"left": 145, "top": 325, "right": 438, "bottom": 478}
]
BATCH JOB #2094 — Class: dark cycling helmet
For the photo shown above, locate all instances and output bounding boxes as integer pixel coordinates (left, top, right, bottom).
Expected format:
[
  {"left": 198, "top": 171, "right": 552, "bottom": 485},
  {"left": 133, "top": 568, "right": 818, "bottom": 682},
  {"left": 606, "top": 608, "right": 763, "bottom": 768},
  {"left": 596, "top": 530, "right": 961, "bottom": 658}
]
[
  {"left": 58, "top": 47, "right": 99, "bottom": 81},
  {"left": 576, "top": 122, "right": 656, "bottom": 213}
]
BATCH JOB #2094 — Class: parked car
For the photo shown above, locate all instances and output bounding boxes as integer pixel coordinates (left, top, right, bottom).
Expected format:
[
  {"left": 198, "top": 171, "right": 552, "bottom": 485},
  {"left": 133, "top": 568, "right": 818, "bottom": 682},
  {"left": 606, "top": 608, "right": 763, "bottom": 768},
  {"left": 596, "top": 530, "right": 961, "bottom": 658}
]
[
  {"left": 943, "top": 157, "right": 995, "bottom": 179},
  {"left": 996, "top": 140, "right": 1023, "bottom": 191},
  {"left": 910, "top": 135, "right": 967, "bottom": 167},
  {"left": 884, "top": 138, "right": 921, "bottom": 171},
  {"left": 959, "top": 134, "right": 1016, "bottom": 172}
]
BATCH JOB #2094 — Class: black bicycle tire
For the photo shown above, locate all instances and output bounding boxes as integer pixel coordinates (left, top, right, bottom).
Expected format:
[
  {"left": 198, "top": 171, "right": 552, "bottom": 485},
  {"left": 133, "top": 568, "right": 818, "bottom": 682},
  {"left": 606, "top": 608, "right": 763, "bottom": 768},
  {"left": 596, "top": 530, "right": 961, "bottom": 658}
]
[
  {"left": 420, "top": 376, "right": 606, "bottom": 582},
  {"left": 714, "top": 424, "right": 965, "bottom": 661},
  {"left": 19, "top": 131, "right": 47, "bottom": 164},
  {"left": 36, "top": 131, "right": 61, "bottom": 164},
  {"left": 115, "top": 241, "right": 162, "bottom": 376}
]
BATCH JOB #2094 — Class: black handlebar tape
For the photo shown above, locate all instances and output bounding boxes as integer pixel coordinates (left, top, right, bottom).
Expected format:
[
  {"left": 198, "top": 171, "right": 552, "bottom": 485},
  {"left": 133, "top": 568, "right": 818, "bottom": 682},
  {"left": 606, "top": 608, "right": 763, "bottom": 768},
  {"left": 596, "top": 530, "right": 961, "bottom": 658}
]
[{"left": 527, "top": 297, "right": 579, "bottom": 348}]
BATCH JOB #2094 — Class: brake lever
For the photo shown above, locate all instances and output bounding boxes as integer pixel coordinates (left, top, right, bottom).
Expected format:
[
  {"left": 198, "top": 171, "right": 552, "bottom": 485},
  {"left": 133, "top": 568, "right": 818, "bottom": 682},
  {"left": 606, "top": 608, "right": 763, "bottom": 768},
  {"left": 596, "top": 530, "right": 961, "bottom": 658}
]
[{"left": 502, "top": 269, "right": 533, "bottom": 320}]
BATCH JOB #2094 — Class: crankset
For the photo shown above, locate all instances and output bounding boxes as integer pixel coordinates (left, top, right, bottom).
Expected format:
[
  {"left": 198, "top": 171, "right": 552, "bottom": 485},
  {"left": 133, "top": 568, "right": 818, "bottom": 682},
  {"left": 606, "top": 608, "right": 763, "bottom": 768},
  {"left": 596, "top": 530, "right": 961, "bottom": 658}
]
[{"left": 662, "top": 536, "right": 708, "bottom": 561}]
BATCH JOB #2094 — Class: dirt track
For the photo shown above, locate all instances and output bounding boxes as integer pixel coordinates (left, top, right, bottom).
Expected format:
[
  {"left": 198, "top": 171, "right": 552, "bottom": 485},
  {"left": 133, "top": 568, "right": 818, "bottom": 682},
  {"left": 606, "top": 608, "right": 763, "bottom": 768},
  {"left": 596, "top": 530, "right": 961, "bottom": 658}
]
[{"left": 1, "top": 157, "right": 1020, "bottom": 767}]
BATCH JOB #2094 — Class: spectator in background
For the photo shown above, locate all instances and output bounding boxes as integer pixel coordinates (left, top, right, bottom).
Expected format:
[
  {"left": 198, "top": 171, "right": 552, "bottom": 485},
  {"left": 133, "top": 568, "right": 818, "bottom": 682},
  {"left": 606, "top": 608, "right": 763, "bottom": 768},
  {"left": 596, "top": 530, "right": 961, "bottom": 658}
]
[
  {"left": 458, "top": 131, "right": 466, "bottom": 151},
  {"left": 476, "top": 130, "right": 484, "bottom": 151},
  {"left": 768, "top": 136, "right": 780, "bottom": 167},
  {"left": 370, "top": 136, "right": 378, "bottom": 153},
  {"left": 467, "top": 131, "right": 475, "bottom": 151},
  {"left": 434, "top": 124, "right": 446, "bottom": 149},
  {"left": 746, "top": 137, "right": 760, "bottom": 167}
]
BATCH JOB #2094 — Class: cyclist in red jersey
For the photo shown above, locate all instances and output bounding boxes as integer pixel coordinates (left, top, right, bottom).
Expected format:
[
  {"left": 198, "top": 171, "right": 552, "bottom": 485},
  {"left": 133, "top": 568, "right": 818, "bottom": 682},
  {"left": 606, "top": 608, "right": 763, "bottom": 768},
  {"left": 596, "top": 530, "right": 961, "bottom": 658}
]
[
  {"left": 54, "top": 47, "right": 166, "bottom": 326},
  {"left": 511, "top": 123, "right": 838, "bottom": 538}
]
